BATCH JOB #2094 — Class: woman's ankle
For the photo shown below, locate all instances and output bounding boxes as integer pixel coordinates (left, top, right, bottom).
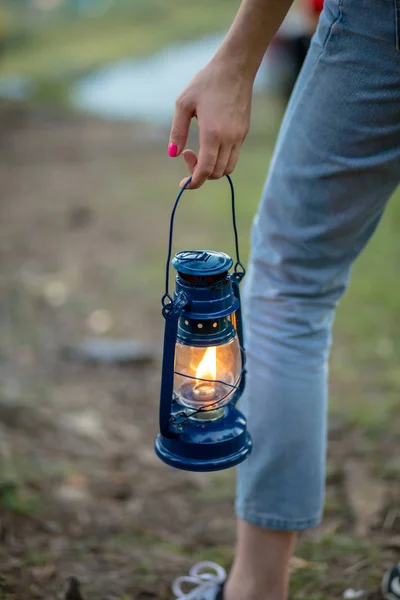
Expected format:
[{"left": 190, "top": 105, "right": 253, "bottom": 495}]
[
  {"left": 223, "top": 576, "right": 288, "bottom": 600},
  {"left": 222, "top": 519, "right": 296, "bottom": 600}
]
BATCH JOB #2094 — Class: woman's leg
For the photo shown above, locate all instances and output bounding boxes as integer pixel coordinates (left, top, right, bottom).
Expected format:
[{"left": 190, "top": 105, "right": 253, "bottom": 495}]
[{"left": 229, "top": 0, "right": 400, "bottom": 597}]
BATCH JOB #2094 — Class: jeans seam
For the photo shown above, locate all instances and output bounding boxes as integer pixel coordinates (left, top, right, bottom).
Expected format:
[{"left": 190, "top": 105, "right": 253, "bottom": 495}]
[
  {"left": 321, "top": 0, "right": 344, "bottom": 53},
  {"left": 236, "top": 505, "right": 323, "bottom": 531},
  {"left": 268, "top": 0, "right": 345, "bottom": 161},
  {"left": 296, "top": 0, "right": 344, "bottom": 102}
]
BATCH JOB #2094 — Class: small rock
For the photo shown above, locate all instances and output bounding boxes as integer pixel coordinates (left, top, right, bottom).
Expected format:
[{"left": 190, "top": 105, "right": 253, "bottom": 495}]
[
  {"left": 31, "top": 564, "right": 55, "bottom": 583},
  {"left": 63, "top": 338, "right": 156, "bottom": 366},
  {"left": 64, "top": 410, "right": 106, "bottom": 441},
  {"left": 86, "top": 310, "right": 113, "bottom": 334},
  {"left": 43, "top": 279, "right": 68, "bottom": 307},
  {"left": 68, "top": 206, "right": 93, "bottom": 230},
  {"left": 57, "top": 486, "right": 89, "bottom": 503},
  {"left": 43, "top": 521, "right": 62, "bottom": 534},
  {"left": 57, "top": 474, "right": 90, "bottom": 504},
  {"left": 343, "top": 589, "right": 364, "bottom": 599}
]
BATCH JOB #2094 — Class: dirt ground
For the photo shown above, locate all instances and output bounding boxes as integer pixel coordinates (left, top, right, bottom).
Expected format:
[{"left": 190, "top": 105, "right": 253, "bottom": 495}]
[{"left": 0, "top": 104, "right": 398, "bottom": 600}]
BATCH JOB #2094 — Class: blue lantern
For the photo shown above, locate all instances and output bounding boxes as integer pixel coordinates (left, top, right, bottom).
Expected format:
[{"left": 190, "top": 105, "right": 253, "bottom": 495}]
[{"left": 155, "top": 176, "right": 252, "bottom": 472}]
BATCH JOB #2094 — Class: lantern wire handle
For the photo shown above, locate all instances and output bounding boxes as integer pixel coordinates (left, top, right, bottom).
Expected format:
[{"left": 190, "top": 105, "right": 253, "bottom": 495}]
[
  {"left": 161, "top": 175, "right": 246, "bottom": 310},
  {"left": 173, "top": 371, "right": 239, "bottom": 390}
]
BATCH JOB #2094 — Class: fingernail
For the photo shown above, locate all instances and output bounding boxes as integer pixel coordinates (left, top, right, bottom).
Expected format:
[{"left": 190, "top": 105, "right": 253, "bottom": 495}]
[{"left": 168, "top": 142, "right": 178, "bottom": 158}]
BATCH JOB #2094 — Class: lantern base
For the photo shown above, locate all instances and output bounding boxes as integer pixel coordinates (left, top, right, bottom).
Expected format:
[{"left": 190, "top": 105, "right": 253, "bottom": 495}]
[{"left": 155, "top": 405, "right": 252, "bottom": 472}]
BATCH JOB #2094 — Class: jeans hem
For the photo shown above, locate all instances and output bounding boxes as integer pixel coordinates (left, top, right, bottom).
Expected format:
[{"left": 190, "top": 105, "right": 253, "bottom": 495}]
[{"left": 236, "top": 505, "right": 323, "bottom": 531}]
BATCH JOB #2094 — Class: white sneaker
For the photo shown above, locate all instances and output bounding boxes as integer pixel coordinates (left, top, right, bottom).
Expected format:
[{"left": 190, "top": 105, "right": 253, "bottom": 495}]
[{"left": 172, "top": 561, "right": 226, "bottom": 600}]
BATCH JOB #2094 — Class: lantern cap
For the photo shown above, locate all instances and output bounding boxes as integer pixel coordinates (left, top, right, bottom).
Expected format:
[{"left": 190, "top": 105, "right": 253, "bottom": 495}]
[{"left": 173, "top": 250, "right": 233, "bottom": 277}]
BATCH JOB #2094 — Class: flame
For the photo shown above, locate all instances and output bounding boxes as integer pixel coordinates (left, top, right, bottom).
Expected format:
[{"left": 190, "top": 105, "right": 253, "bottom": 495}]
[{"left": 196, "top": 346, "right": 217, "bottom": 382}]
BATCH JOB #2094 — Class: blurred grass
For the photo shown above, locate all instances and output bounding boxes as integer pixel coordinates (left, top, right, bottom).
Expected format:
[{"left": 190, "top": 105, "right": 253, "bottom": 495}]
[
  {"left": 0, "top": 482, "right": 42, "bottom": 517},
  {"left": 1, "top": 1, "right": 238, "bottom": 79},
  {"left": 2, "top": 0, "right": 397, "bottom": 511},
  {"left": 0, "top": 5, "right": 399, "bottom": 596}
]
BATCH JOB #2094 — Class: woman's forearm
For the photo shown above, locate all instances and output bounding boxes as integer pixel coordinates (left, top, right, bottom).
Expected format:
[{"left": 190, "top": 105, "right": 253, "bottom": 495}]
[
  {"left": 168, "top": 0, "right": 295, "bottom": 188},
  {"left": 216, "top": 0, "right": 295, "bottom": 79}
]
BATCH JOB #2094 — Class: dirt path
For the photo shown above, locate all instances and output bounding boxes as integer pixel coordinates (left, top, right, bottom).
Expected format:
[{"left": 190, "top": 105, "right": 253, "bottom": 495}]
[{"left": 0, "top": 105, "right": 398, "bottom": 600}]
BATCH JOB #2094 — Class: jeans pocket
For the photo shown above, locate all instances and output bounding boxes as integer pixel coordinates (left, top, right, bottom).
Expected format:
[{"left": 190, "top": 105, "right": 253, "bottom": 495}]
[{"left": 394, "top": 0, "right": 400, "bottom": 50}]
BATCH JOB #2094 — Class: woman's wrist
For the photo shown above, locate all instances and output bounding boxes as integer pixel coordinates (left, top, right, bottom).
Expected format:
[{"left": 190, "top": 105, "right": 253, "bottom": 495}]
[
  {"left": 214, "top": 0, "right": 295, "bottom": 83},
  {"left": 213, "top": 42, "right": 261, "bottom": 84}
]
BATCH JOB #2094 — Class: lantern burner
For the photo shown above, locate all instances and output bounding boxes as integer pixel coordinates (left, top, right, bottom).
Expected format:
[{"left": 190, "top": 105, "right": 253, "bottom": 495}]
[
  {"left": 190, "top": 407, "right": 225, "bottom": 422},
  {"left": 193, "top": 381, "right": 216, "bottom": 401},
  {"left": 178, "top": 379, "right": 231, "bottom": 409}
]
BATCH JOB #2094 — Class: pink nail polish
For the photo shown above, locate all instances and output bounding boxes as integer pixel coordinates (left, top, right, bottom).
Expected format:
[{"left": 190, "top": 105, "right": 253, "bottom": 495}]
[{"left": 168, "top": 142, "right": 178, "bottom": 158}]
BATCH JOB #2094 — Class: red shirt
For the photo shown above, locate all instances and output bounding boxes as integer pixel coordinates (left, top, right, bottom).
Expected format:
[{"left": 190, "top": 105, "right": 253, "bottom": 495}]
[{"left": 309, "top": 0, "right": 324, "bottom": 14}]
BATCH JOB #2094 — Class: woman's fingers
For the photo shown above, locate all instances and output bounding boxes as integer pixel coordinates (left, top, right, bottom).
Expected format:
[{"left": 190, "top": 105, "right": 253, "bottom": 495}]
[
  {"left": 224, "top": 143, "right": 241, "bottom": 176},
  {"left": 179, "top": 149, "right": 198, "bottom": 187},
  {"left": 187, "top": 127, "right": 219, "bottom": 189},
  {"left": 182, "top": 149, "right": 198, "bottom": 173},
  {"left": 209, "top": 144, "right": 232, "bottom": 180},
  {"left": 179, "top": 145, "right": 238, "bottom": 187}
]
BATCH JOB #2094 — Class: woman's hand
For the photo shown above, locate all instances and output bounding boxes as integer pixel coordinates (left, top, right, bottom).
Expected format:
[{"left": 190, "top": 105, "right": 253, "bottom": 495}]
[{"left": 168, "top": 56, "right": 253, "bottom": 189}]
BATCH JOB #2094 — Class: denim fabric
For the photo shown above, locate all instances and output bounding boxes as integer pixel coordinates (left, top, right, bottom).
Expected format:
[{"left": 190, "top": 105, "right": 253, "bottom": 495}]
[{"left": 236, "top": 0, "right": 400, "bottom": 531}]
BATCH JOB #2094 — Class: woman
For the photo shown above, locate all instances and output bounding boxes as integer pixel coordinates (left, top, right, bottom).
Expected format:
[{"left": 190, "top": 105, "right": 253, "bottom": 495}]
[{"left": 168, "top": 0, "right": 400, "bottom": 598}]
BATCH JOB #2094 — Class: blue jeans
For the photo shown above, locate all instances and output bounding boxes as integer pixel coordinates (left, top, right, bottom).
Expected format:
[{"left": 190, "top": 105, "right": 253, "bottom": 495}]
[{"left": 236, "top": 0, "right": 400, "bottom": 531}]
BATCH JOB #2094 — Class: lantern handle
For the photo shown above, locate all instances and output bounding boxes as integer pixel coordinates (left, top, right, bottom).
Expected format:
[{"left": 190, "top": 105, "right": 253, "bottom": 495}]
[{"left": 162, "top": 174, "right": 246, "bottom": 309}]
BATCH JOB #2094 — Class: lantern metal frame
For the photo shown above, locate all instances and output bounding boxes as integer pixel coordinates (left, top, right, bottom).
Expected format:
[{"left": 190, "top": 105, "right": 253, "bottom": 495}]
[{"left": 155, "top": 176, "right": 252, "bottom": 472}]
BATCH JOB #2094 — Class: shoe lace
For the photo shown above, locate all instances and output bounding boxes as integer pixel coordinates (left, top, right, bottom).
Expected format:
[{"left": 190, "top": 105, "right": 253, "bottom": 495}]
[{"left": 172, "top": 561, "right": 226, "bottom": 600}]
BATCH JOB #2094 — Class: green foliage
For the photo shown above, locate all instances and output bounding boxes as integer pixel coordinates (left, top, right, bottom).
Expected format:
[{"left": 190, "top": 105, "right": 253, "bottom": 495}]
[
  {"left": 0, "top": 575, "right": 15, "bottom": 600},
  {"left": 290, "top": 533, "right": 384, "bottom": 597},
  {"left": 0, "top": 482, "right": 42, "bottom": 517}
]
